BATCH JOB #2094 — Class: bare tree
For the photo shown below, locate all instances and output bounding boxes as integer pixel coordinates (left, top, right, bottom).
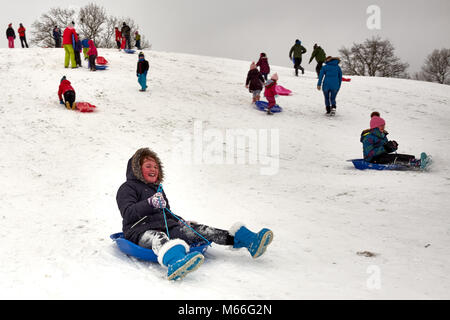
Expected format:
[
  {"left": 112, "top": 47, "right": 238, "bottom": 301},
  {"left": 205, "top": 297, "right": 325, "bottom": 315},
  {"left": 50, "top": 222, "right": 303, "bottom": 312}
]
[
  {"left": 420, "top": 48, "right": 450, "bottom": 84},
  {"left": 78, "top": 3, "right": 107, "bottom": 45},
  {"left": 31, "top": 7, "right": 76, "bottom": 47},
  {"left": 339, "top": 36, "right": 409, "bottom": 78}
]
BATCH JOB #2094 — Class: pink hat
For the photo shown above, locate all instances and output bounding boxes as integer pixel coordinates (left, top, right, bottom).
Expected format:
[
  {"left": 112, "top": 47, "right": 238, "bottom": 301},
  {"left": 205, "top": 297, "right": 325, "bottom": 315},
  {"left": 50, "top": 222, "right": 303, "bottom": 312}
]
[
  {"left": 271, "top": 73, "right": 278, "bottom": 81},
  {"left": 370, "top": 116, "right": 385, "bottom": 129},
  {"left": 250, "top": 62, "right": 256, "bottom": 70}
]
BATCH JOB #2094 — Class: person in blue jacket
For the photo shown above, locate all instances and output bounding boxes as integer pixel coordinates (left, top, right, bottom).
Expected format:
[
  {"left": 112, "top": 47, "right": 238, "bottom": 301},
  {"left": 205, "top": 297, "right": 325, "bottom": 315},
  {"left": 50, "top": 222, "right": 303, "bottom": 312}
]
[
  {"left": 116, "top": 147, "right": 274, "bottom": 280},
  {"left": 81, "top": 38, "right": 90, "bottom": 60},
  {"left": 317, "top": 56, "right": 342, "bottom": 115}
]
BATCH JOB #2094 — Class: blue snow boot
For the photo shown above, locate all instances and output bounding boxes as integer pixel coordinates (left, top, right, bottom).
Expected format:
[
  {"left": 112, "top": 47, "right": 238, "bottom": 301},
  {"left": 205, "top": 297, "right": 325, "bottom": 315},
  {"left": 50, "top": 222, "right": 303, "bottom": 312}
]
[
  {"left": 232, "top": 225, "right": 273, "bottom": 259},
  {"left": 158, "top": 240, "right": 204, "bottom": 281}
]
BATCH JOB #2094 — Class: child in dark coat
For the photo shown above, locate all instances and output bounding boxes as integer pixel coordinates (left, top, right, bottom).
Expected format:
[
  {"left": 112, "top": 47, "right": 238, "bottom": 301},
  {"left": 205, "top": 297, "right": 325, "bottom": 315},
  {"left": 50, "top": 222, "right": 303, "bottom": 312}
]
[
  {"left": 245, "top": 62, "right": 265, "bottom": 103},
  {"left": 116, "top": 148, "right": 274, "bottom": 280},
  {"left": 256, "top": 53, "right": 270, "bottom": 81},
  {"left": 136, "top": 52, "right": 149, "bottom": 91}
]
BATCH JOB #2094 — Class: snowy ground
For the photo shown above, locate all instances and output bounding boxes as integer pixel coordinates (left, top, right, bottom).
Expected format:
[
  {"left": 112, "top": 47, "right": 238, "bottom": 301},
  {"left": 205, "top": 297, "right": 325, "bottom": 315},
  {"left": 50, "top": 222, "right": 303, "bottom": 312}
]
[{"left": 0, "top": 48, "right": 449, "bottom": 299}]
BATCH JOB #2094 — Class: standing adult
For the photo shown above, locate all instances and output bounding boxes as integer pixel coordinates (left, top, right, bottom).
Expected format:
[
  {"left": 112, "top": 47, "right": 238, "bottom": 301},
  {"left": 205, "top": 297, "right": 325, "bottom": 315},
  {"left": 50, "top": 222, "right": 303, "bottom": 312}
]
[
  {"left": 121, "top": 22, "right": 131, "bottom": 50},
  {"left": 317, "top": 56, "right": 343, "bottom": 115},
  {"left": 309, "top": 44, "right": 326, "bottom": 78},
  {"left": 114, "top": 27, "right": 122, "bottom": 50},
  {"left": 62, "top": 22, "right": 78, "bottom": 68},
  {"left": 289, "top": 39, "right": 307, "bottom": 76},
  {"left": 17, "top": 23, "right": 28, "bottom": 48},
  {"left": 6, "top": 23, "right": 15, "bottom": 48},
  {"left": 53, "top": 26, "right": 62, "bottom": 48}
]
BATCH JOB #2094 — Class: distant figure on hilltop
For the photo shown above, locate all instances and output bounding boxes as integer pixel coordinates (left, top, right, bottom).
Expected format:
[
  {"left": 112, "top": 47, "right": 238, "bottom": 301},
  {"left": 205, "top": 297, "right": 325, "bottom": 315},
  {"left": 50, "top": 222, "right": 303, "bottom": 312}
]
[
  {"left": 53, "top": 26, "right": 62, "bottom": 48},
  {"left": 18, "top": 23, "right": 28, "bottom": 48},
  {"left": 121, "top": 22, "right": 131, "bottom": 50},
  {"left": 134, "top": 31, "right": 141, "bottom": 50},
  {"left": 289, "top": 39, "right": 307, "bottom": 76},
  {"left": 115, "top": 27, "right": 122, "bottom": 50},
  {"left": 256, "top": 52, "right": 270, "bottom": 81},
  {"left": 62, "top": 22, "right": 78, "bottom": 68},
  {"left": 309, "top": 43, "right": 326, "bottom": 78},
  {"left": 6, "top": 23, "right": 16, "bottom": 48}
]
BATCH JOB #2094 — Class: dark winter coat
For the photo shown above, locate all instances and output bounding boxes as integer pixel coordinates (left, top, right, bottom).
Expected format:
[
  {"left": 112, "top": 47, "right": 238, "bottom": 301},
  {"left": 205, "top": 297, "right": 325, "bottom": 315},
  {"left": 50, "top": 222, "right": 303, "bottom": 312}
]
[
  {"left": 256, "top": 57, "right": 270, "bottom": 74},
  {"left": 74, "top": 39, "right": 82, "bottom": 52},
  {"left": 360, "top": 128, "right": 391, "bottom": 161},
  {"left": 317, "top": 58, "right": 342, "bottom": 91},
  {"left": 116, "top": 148, "right": 184, "bottom": 244},
  {"left": 121, "top": 24, "right": 131, "bottom": 38},
  {"left": 6, "top": 27, "right": 15, "bottom": 38},
  {"left": 53, "top": 28, "right": 61, "bottom": 40},
  {"left": 246, "top": 68, "right": 265, "bottom": 91},
  {"left": 137, "top": 59, "right": 149, "bottom": 74},
  {"left": 289, "top": 43, "right": 307, "bottom": 59},
  {"left": 309, "top": 46, "right": 326, "bottom": 63}
]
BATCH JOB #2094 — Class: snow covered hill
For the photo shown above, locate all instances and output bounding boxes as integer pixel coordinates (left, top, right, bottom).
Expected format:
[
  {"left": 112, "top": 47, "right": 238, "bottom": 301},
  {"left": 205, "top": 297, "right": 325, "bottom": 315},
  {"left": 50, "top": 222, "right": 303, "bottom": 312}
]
[{"left": 0, "top": 48, "right": 449, "bottom": 299}]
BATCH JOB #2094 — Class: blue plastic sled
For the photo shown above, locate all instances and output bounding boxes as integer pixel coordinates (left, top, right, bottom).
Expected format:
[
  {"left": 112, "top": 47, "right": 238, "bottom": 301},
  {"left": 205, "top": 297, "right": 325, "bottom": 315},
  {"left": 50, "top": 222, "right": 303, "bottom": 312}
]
[
  {"left": 110, "top": 232, "right": 209, "bottom": 262},
  {"left": 95, "top": 65, "right": 108, "bottom": 70},
  {"left": 124, "top": 49, "right": 136, "bottom": 54},
  {"left": 255, "top": 100, "right": 283, "bottom": 113},
  {"left": 348, "top": 159, "right": 411, "bottom": 171}
]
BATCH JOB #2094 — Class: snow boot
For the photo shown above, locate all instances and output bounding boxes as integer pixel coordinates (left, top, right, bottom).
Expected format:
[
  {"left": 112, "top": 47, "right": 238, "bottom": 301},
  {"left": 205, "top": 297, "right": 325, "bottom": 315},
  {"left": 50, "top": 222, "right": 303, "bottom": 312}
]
[
  {"left": 71, "top": 102, "right": 77, "bottom": 110},
  {"left": 420, "top": 152, "right": 432, "bottom": 170},
  {"left": 157, "top": 239, "right": 204, "bottom": 281},
  {"left": 230, "top": 224, "right": 273, "bottom": 258},
  {"left": 326, "top": 106, "right": 331, "bottom": 114},
  {"left": 330, "top": 106, "right": 336, "bottom": 116},
  {"left": 65, "top": 101, "right": 71, "bottom": 110}
]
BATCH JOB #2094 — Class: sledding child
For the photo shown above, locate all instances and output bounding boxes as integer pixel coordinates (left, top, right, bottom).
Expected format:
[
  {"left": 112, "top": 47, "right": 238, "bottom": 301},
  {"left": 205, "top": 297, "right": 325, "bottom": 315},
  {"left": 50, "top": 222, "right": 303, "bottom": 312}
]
[
  {"left": 264, "top": 73, "right": 279, "bottom": 115},
  {"left": 256, "top": 53, "right": 270, "bottom": 81},
  {"left": 87, "top": 39, "right": 97, "bottom": 71},
  {"left": 136, "top": 52, "right": 149, "bottom": 91},
  {"left": 58, "top": 76, "right": 76, "bottom": 110},
  {"left": 116, "top": 148, "right": 274, "bottom": 280},
  {"left": 245, "top": 62, "right": 265, "bottom": 103},
  {"left": 360, "top": 115, "right": 430, "bottom": 168},
  {"left": 317, "top": 56, "right": 342, "bottom": 115}
]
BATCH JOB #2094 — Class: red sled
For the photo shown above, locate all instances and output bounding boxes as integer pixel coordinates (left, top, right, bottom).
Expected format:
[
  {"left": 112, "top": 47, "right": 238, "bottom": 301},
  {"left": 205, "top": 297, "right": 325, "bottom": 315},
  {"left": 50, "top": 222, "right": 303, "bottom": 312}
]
[
  {"left": 121, "top": 38, "right": 126, "bottom": 49},
  {"left": 342, "top": 77, "right": 351, "bottom": 82},
  {"left": 96, "top": 56, "right": 108, "bottom": 65},
  {"left": 275, "top": 85, "right": 292, "bottom": 96},
  {"left": 76, "top": 102, "right": 96, "bottom": 113}
]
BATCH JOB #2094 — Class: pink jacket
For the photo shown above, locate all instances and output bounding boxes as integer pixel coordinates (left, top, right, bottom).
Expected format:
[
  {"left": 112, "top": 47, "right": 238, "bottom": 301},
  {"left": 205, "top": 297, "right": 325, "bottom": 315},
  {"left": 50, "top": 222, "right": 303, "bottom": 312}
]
[
  {"left": 264, "top": 80, "right": 277, "bottom": 98},
  {"left": 87, "top": 40, "right": 97, "bottom": 56}
]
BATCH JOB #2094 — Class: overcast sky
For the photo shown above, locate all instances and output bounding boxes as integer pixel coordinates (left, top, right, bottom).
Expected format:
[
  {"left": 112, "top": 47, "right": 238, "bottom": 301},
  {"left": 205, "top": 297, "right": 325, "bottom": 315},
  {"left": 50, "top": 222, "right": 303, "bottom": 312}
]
[{"left": 2, "top": 0, "right": 450, "bottom": 73}]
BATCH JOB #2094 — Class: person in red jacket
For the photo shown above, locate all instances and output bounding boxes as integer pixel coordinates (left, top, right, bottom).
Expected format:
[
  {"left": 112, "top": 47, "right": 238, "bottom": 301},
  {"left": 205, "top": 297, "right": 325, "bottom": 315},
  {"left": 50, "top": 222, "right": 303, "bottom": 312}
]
[
  {"left": 87, "top": 39, "right": 98, "bottom": 71},
  {"left": 263, "top": 73, "right": 278, "bottom": 115},
  {"left": 62, "top": 22, "right": 78, "bottom": 68},
  {"left": 115, "top": 27, "right": 122, "bottom": 50},
  {"left": 17, "top": 23, "right": 28, "bottom": 48},
  {"left": 58, "top": 76, "right": 76, "bottom": 110}
]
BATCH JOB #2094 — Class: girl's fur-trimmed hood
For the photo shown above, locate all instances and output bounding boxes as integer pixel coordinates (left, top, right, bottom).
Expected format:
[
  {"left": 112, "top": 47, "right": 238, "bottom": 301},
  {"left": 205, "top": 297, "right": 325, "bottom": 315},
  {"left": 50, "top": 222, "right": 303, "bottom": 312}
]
[{"left": 126, "top": 148, "right": 165, "bottom": 184}]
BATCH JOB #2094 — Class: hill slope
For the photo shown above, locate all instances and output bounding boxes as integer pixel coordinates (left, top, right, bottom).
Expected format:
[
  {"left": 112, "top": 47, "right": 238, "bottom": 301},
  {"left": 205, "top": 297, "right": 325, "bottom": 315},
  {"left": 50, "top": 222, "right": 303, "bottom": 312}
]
[{"left": 1, "top": 48, "right": 450, "bottom": 299}]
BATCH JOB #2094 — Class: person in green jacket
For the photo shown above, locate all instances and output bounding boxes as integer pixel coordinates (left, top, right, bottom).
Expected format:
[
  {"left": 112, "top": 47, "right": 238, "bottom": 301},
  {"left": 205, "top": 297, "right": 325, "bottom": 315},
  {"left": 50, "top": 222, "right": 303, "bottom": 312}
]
[
  {"left": 134, "top": 31, "right": 141, "bottom": 50},
  {"left": 309, "top": 43, "right": 326, "bottom": 78},
  {"left": 289, "top": 39, "right": 307, "bottom": 76}
]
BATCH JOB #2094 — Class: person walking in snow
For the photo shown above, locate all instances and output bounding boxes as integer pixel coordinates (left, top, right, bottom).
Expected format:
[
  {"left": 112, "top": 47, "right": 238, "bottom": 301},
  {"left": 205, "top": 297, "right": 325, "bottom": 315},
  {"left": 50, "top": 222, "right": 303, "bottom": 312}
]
[
  {"left": 62, "top": 22, "right": 78, "bottom": 68},
  {"left": 53, "top": 26, "right": 62, "bottom": 48},
  {"left": 264, "top": 73, "right": 279, "bottom": 115},
  {"left": 6, "top": 23, "right": 15, "bottom": 48},
  {"left": 309, "top": 43, "right": 326, "bottom": 78},
  {"left": 360, "top": 115, "right": 428, "bottom": 168},
  {"left": 289, "top": 39, "right": 307, "bottom": 76},
  {"left": 58, "top": 76, "right": 76, "bottom": 110},
  {"left": 246, "top": 61, "right": 265, "bottom": 103},
  {"left": 87, "top": 39, "right": 98, "bottom": 71},
  {"left": 317, "top": 56, "right": 342, "bottom": 115},
  {"left": 256, "top": 52, "right": 270, "bottom": 81},
  {"left": 116, "top": 148, "right": 274, "bottom": 280},
  {"left": 136, "top": 52, "right": 149, "bottom": 91},
  {"left": 115, "top": 27, "right": 122, "bottom": 50},
  {"left": 17, "top": 24, "right": 28, "bottom": 48}
]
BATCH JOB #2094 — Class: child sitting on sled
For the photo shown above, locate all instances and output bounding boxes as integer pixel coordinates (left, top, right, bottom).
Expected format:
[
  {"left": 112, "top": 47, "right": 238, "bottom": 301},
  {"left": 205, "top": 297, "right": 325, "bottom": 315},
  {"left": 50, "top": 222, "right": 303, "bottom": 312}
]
[
  {"left": 58, "top": 76, "right": 76, "bottom": 110},
  {"left": 264, "top": 73, "right": 279, "bottom": 115},
  {"left": 116, "top": 148, "right": 274, "bottom": 280},
  {"left": 360, "top": 115, "right": 430, "bottom": 168},
  {"left": 245, "top": 62, "right": 265, "bottom": 103}
]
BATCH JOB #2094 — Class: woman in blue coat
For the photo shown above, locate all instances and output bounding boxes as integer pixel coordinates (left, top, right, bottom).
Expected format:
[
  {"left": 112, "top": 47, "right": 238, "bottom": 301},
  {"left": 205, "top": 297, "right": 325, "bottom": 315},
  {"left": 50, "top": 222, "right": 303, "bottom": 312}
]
[
  {"left": 317, "top": 56, "right": 342, "bottom": 115},
  {"left": 116, "top": 148, "right": 274, "bottom": 280}
]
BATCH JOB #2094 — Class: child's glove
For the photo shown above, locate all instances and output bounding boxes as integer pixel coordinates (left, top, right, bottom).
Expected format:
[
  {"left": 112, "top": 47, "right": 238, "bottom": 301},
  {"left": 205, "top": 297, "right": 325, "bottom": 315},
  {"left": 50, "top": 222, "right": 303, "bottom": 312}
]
[
  {"left": 148, "top": 192, "right": 166, "bottom": 209},
  {"left": 384, "top": 140, "right": 398, "bottom": 153},
  {"left": 60, "top": 99, "right": 64, "bottom": 105},
  {"left": 317, "top": 85, "right": 321, "bottom": 90}
]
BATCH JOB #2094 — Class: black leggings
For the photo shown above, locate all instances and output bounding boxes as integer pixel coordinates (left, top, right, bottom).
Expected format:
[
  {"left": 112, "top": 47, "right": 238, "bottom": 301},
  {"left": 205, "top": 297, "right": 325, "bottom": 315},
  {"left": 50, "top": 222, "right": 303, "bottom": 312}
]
[
  {"left": 63, "top": 90, "right": 76, "bottom": 107},
  {"left": 371, "top": 153, "right": 415, "bottom": 165}
]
